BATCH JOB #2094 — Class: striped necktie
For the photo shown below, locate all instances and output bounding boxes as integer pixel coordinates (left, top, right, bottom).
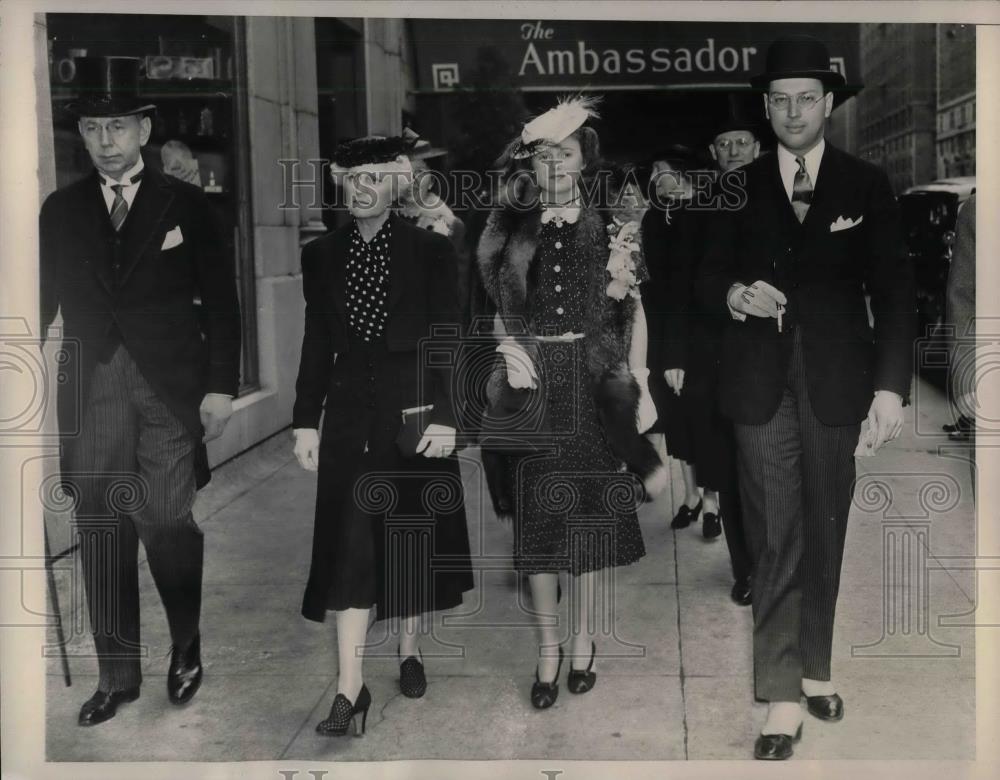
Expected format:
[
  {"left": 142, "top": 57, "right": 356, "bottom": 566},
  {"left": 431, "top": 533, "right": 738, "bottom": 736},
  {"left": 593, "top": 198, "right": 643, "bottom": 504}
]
[
  {"left": 791, "top": 156, "right": 813, "bottom": 223},
  {"left": 108, "top": 171, "right": 143, "bottom": 232}
]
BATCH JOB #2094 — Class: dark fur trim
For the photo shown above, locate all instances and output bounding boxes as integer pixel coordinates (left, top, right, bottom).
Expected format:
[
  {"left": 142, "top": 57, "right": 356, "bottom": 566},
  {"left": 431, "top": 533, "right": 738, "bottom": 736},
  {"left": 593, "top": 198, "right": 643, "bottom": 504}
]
[{"left": 593, "top": 366, "right": 662, "bottom": 483}]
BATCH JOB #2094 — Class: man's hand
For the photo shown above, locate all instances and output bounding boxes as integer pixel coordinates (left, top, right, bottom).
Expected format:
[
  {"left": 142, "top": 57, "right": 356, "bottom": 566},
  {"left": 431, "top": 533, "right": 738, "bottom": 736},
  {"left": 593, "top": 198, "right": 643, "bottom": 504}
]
[
  {"left": 727, "top": 281, "right": 787, "bottom": 319},
  {"left": 293, "top": 428, "right": 320, "bottom": 471},
  {"left": 200, "top": 393, "right": 233, "bottom": 441},
  {"left": 417, "top": 423, "right": 456, "bottom": 458},
  {"left": 867, "top": 390, "right": 904, "bottom": 451},
  {"left": 664, "top": 368, "right": 685, "bottom": 396}
]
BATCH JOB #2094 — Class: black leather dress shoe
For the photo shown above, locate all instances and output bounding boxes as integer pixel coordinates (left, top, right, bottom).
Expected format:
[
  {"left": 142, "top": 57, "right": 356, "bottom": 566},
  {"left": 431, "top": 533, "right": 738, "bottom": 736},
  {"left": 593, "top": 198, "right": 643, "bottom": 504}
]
[
  {"left": 802, "top": 691, "right": 844, "bottom": 721},
  {"left": 730, "top": 576, "right": 752, "bottom": 606},
  {"left": 78, "top": 686, "right": 140, "bottom": 726},
  {"left": 167, "top": 633, "right": 203, "bottom": 705},
  {"left": 753, "top": 723, "right": 802, "bottom": 760}
]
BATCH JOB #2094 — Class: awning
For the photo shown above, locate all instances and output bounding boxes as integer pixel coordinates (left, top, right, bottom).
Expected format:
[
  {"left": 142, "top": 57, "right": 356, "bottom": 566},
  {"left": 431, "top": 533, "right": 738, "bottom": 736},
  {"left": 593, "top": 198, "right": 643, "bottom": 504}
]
[{"left": 409, "top": 20, "right": 860, "bottom": 94}]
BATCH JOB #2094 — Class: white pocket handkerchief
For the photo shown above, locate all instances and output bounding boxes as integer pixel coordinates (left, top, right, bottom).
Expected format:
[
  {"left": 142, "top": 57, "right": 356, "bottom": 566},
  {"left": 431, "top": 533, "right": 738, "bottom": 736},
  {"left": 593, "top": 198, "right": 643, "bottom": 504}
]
[
  {"left": 161, "top": 225, "right": 184, "bottom": 250},
  {"left": 830, "top": 215, "right": 863, "bottom": 232}
]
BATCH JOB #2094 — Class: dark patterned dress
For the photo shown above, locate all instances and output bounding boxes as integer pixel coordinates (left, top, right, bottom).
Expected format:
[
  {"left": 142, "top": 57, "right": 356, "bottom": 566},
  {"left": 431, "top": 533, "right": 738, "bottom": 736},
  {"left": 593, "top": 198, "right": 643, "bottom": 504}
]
[{"left": 509, "top": 217, "right": 647, "bottom": 575}]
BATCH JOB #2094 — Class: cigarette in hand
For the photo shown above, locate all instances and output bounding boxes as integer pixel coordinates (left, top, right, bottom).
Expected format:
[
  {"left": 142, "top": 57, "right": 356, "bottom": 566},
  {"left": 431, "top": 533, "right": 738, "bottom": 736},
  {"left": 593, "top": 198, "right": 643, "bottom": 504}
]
[{"left": 776, "top": 304, "right": 784, "bottom": 333}]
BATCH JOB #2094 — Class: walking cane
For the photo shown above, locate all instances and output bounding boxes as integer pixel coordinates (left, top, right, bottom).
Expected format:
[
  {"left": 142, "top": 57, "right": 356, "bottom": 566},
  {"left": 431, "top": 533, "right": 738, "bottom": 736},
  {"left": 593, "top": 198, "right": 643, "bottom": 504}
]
[{"left": 43, "top": 522, "right": 73, "bottom": 687}]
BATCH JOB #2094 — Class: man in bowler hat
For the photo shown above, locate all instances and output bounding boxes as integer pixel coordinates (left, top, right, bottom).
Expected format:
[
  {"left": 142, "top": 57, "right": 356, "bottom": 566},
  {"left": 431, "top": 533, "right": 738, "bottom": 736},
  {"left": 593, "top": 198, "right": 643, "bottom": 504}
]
[
  {"left": 39, "top": 57, "right": 242, "bottom": 725},
  {"left": 698, "top": 35, "right": 915, "bottom": 758}
]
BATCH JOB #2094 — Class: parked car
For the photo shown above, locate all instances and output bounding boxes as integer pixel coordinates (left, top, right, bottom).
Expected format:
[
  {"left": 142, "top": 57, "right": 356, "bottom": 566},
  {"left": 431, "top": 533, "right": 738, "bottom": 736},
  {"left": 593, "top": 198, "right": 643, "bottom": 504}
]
[{"left": 899, "top": 176, "right": 976, "bottom": 384}]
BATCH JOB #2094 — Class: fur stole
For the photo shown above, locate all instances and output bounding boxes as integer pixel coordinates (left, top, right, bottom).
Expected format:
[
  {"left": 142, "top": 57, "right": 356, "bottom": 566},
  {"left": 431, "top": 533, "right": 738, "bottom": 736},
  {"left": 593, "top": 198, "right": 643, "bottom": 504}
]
[{"left": 475, "top": 203, "right": 667, "bottom": 512}]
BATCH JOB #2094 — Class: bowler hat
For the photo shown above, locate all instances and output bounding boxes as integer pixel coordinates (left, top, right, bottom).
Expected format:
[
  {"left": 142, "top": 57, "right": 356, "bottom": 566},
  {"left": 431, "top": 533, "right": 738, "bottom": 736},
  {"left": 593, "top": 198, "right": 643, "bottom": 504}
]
[
  {"left": 750, "top": 34, "right": 858, "bottom": 100},
  {"left": 66, "top": 56, "right": 156, "bottom": 118}
]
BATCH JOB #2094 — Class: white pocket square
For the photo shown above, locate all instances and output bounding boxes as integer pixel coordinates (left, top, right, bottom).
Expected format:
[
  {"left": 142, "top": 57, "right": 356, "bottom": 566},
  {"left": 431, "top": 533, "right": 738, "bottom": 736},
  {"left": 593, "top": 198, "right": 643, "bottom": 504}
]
[
  {"left": 161, "top": 225, "right": 184, "bottom": 250},
  {"left": 830, "top": 215, "right": 863, "bottom": 232}
]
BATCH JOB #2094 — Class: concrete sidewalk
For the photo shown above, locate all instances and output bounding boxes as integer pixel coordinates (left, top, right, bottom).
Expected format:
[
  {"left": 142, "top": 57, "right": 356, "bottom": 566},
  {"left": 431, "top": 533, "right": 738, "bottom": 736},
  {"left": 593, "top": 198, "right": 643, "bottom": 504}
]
[{"left": 45, "top": 377, "right": 976, "bottom": 761}]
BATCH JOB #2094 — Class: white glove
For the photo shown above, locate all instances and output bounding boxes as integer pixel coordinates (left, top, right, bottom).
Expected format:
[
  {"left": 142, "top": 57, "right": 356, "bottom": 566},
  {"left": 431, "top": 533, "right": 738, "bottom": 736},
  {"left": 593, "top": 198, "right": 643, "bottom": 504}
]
[
  {"left": 663, "top": 368, "right": 685, "bottom": 396},
  {"left": 293, "top": 428, "right": 320, "bottom": 471},
  {"left": 417, "top": 423, "right": 456, "bottom": 458},
  {"left": 496, "top": 336, "right": 538, "bottom": 389},
  {"left": 632, "top": 367, "right": 658, "bottom": 434},
  {"left": 727, "top": 280, "right": 787, "bottom": 320}
]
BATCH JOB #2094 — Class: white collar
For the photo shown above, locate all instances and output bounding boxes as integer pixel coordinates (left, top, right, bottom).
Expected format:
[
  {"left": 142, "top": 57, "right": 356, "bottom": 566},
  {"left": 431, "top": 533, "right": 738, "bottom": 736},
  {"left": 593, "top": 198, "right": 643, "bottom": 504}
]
[
  {"left": 99, "top": 157, "right": 145, "bottom": 188},
  {"left": 540, "top": 201, "right": 581, "bottom": 225},
  {"left": 777, "top": 139, "right": 824, "bottom": 200}
]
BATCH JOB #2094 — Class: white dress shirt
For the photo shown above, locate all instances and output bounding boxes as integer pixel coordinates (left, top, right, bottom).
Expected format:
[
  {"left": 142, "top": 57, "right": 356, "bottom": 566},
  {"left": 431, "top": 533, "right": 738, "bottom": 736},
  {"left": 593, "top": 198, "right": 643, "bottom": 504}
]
[
  {"left": 776, "top": 138, "right": 824, "bottom": 202},
  {"left": 98, "top": 157, "right": 145, "bottom": 214}
]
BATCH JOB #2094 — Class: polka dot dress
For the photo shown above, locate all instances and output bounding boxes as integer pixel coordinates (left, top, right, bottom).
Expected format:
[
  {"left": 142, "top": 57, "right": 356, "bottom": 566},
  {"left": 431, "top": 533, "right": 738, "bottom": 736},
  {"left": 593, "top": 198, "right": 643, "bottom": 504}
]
[
  {"left": 345, "top": 219, "right": 392, "bottom": 343},
  {"left": 509, "top": 218, "right": 646, "bottom": 576}
]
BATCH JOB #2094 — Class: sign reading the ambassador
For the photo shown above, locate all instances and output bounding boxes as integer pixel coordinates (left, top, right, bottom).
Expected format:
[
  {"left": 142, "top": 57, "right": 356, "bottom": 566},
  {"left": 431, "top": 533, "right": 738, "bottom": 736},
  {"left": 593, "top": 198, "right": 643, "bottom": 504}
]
[{"left": 411, "top": 19, "right": 859, "bottom": 92}]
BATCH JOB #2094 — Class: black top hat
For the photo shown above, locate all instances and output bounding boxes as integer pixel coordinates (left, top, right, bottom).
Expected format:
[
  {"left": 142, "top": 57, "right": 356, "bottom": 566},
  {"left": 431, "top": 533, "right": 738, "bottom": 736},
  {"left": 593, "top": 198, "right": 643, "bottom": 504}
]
[
  {"left": 712, "top": 113, "right": 761, "bottom": 140},
  {"left": 66, "top": 57, "right": 156, "bottom": 118},
  {"left": 750, "top": 34, "right": 856, "bottom": 96}
]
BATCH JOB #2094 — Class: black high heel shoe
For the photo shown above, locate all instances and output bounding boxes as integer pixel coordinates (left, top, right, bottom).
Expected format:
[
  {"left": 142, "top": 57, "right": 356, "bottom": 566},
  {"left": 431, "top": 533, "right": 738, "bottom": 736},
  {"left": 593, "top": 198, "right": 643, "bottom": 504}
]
[
  {"left": 702, "top": 511, "right": 722, "bottom": 539},
  {"left": 567, "top": 641, "right": 597, "bottom": 694},
  {"left": 316, "top": 684, "right": 372, "bottom": 737},
  {"left": 671, "top": 498, "right": 703, "bottom": 529},
  {"left": 398, "top": 646, "right": 427, "bottom": 698},
  {"left": 530, "top": 646, "right": 564, "bottom": 709}
]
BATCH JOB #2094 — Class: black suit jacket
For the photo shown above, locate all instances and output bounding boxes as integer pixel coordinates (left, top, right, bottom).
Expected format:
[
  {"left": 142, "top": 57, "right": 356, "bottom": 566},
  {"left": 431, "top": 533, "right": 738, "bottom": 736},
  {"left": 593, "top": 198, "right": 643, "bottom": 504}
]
[
  {"left": 40, "top": 163, "right": 242, "bottom": 476},
  {"left": 697, "top": 143, "right": 916, "bottom": 426},
  {"left": 292, "top": 214, "right": 460, "bottom": 431}
]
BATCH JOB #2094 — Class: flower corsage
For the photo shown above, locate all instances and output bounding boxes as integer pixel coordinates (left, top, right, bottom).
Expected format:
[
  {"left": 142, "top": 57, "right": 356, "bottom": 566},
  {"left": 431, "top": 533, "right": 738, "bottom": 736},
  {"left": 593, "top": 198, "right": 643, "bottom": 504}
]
[{"left": 605, "top": 217, "right": 642, "bottom": 301}]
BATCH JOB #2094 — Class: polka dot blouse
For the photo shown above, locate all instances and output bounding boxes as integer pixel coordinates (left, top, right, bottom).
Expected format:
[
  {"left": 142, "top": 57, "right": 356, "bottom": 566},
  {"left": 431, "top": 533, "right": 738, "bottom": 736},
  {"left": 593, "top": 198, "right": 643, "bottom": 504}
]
[{"left": 345, "top": 219, "right": 392, "bottom": 343}]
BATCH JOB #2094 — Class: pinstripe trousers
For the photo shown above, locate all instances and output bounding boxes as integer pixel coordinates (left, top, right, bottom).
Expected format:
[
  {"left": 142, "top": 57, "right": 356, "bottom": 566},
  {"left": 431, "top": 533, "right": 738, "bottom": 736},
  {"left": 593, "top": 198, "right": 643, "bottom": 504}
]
[
  {"left": 733, "top": 329, "right": 860, "bottom": 702},
  {"left": 67, "top": 346, "right": 201, "bottom": 693}
]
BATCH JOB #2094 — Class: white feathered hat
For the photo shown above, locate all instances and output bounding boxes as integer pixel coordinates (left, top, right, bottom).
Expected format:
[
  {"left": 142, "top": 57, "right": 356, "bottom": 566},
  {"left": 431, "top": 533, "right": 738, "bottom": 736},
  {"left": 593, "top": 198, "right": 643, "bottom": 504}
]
[{"left": 511, "top": 94, "right": 601, "bottom": 159}]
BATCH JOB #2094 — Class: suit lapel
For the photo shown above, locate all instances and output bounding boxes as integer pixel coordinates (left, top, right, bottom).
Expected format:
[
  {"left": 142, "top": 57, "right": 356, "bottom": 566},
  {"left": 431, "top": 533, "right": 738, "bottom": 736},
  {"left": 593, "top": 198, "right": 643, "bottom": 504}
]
[
  {"left": 82, "top": 172, "right": 115, "bottom": 294},
  {"left": 328, "top": 224, "right": 349, "bottom": 325},
  {"left": 801, "top": 142, "right": 843, "bottom": 236},
  {"left": 387, "top": 213, "right": 413, "bottom": 313},
  {"left": 117, "top": 165, "right": 175, "bottom": 287},
  {"left": 765, "top": 152, "right": 803, "bottom": 234}
]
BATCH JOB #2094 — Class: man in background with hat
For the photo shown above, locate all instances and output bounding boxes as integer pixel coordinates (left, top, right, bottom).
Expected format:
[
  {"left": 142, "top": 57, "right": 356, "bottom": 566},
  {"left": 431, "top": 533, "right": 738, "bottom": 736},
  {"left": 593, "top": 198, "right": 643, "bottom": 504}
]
[
  {"left": 698, "top": 35, "right": 915, "bottom": 758},
  {"left": 39, "top": 56, "right": 242, "bottom": 726}
]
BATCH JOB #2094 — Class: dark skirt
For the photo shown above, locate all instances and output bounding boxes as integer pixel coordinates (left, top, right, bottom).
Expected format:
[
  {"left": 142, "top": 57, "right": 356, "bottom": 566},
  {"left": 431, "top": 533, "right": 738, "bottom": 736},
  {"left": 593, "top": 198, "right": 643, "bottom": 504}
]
[{"left": 300, "top": 347, "right": 474, "bottom": 622}]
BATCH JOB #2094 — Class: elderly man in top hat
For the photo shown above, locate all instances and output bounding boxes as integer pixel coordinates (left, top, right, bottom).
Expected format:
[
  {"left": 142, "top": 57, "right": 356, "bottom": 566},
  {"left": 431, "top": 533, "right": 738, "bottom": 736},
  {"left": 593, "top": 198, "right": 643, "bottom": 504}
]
[
  {"left": 698, "top": 35, "right": 915, "bottom": 758},
  {"left": 39, "top": 56, "right": 241, "bottom": 726}
]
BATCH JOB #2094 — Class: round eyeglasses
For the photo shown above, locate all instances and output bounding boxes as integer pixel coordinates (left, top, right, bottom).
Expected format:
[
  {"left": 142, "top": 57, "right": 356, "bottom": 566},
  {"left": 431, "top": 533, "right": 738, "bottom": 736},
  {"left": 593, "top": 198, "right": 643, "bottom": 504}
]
[{"left": 767, "top": 92, "right": 823, "bottom": 112}]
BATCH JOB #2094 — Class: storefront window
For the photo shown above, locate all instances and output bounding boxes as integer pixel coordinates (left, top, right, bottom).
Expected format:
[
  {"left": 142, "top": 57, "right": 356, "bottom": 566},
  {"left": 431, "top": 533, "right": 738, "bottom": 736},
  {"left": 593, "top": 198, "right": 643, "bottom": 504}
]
[{"left": 46, "top": 13, "right": 258, "bottom": 393}]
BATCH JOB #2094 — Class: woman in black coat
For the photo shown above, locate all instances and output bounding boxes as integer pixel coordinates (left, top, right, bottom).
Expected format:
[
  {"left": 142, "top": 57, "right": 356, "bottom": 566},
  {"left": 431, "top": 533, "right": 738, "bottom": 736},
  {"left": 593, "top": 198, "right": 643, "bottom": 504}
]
[
  {"left": 292, "top": 136, "right": 474, "bottom": 736},
  {"left": 641, "top": 149, "right": 724, "bottom": 537}
]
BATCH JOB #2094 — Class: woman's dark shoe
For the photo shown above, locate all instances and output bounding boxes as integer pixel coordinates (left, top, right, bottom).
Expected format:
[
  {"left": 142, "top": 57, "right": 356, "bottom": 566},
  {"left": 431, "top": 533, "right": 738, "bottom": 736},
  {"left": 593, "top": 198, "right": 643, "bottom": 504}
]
[
  {"left": 671, "top": 498, "right": 703, "bottom": 529},
  {"left": 730, "top": 575, "right": 753, "bottom": 606},
  {"left": 567, "top": 641, "right": 597, "bottom": 694},
  {"left": 702, "top": 511, "right": 722, "bottom": 539},
  {"left": 398, "top": 647, "right": 427, "bottom": 698},
  {"left": 316, "top": 684, "right": 372, "bottom": 737},
  {"left": 530, "top": 646, "right": 564, "bottom": 709},
  {"left": 753, "top": 723, "right": 802, "bottom": 760},
  {"left": 802, "top": 691, "right": 844, "bottom": 721},
  {"left": 77, "top": 686, "right": 140, "bottom": 726}
]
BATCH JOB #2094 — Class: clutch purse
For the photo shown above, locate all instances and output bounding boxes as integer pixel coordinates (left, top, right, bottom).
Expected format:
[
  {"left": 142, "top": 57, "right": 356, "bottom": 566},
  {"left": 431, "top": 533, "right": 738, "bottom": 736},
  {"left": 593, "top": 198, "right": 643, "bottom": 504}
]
[{"left": 395, "top": 404, "right": 434, "bottom": 457}]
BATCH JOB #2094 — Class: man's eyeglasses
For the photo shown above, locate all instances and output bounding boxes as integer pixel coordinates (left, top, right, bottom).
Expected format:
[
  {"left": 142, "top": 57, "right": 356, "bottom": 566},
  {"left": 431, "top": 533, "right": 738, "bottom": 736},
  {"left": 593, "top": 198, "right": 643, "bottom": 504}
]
[
  {"left": 715, "top": 137, "right": 755, "bottom": 151},
  {"left": 767, "top": 92, "right": 824, "bottom": 112}
]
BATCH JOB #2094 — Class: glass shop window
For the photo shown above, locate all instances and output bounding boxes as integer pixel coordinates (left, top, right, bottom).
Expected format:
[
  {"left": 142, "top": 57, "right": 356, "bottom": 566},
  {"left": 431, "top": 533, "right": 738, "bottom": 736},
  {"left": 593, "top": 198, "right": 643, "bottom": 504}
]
[{"left": 46, "top": 13, "right": 259, "bottom": 393}]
